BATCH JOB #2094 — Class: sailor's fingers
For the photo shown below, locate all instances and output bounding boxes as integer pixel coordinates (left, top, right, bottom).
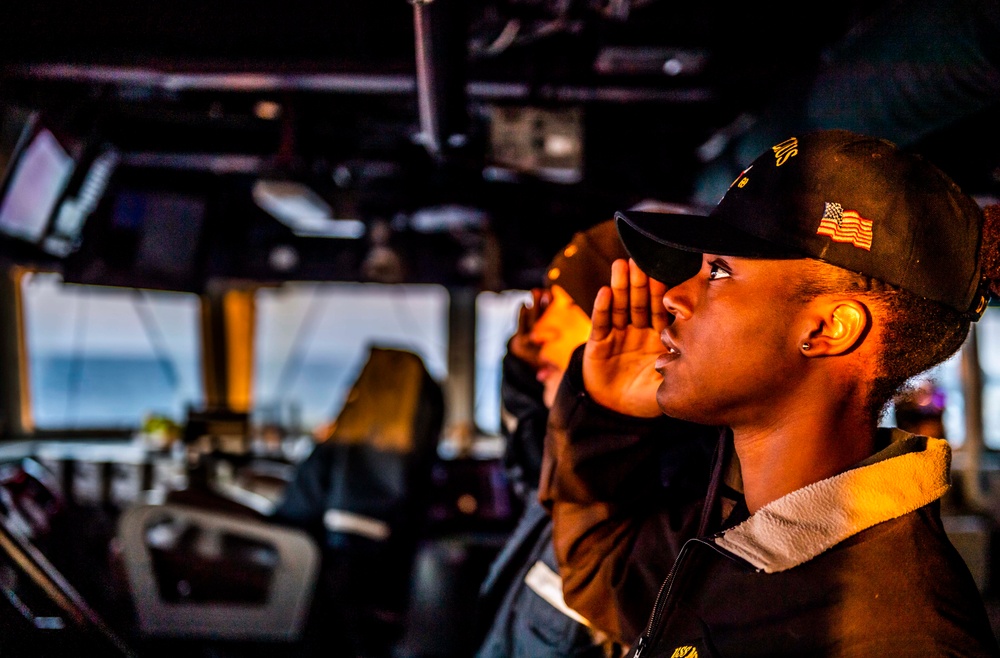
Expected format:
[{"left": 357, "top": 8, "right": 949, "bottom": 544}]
[
  {"left": 516, "top": 300, "right": 532, "bottom": 336},
  {"left": 649, "top": 277, "right": 670, "bottom": 333},
  {"left": 629, "top": 259, "right": 651, "bottom": 329},
  {"left": 537, "top": 287, "right": 551, "bottom": 318},
  {"left": 590, "top": 286, "right": 613, "bottom": 341},
  {"left": 610, "top": 259, "right": 630, "bottom": 330}
]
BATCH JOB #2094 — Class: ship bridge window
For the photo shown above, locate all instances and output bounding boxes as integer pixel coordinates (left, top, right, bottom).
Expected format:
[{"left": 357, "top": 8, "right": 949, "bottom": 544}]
[
  {"left": 21, "top": 271, "right": 204, "bottom": 430},
  {"left": 253, "top": 282, "right": 449, "bottom": 435},
  {"left": 969, "top": 307, "right": 1000, "bottom": 449},
  {"left": 886, "top": 306, "right": 1000, "bottom": 449},
  {"left": 475, "top": 289, "right": 532, "bottom": 435}
]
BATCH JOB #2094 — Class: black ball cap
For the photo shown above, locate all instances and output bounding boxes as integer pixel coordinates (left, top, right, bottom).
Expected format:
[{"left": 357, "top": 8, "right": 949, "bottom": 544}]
[
  {"left": 545, "top": 219, "right": 629, "bottom": 316},
  {"left": 616, "top": 129, "right": 986, "bottom": 316}
]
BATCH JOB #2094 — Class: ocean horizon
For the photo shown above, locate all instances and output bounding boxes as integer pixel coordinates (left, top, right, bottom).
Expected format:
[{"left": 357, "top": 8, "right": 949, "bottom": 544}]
[{"left": 29, "top": 355, "right": 505, "bottom": 436}]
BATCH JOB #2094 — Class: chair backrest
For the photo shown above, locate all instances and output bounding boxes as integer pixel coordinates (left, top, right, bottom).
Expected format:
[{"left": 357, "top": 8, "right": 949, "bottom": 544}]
[
  {"left": 268, "top": 346, "right": 445, "bottom": 652},
  {"left": 273, "top": 346, "right": 445, "bottom": 548},
  {"left": 116, "top": 502, "right": 320, "bottom": 642},
  {"left": 325, "top": 345, "right": 444, "bottom": 455}
]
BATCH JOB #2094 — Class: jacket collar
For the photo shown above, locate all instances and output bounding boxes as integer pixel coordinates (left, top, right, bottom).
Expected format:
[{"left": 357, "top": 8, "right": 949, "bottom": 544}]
[{"left": 714, "top": 429, "right": 951, "bottom": 573}]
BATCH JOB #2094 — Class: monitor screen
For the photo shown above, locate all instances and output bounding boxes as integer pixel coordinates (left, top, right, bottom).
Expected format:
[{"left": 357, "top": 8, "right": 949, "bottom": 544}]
[
  {"left": 111, "top": 187, "right": 207, "bottom": 282},
  {"left": 0, "top": 127, "right": 76, "bottom": 244},
  {"left": 62, "top": 166, "right": 214, "bottom": 293}
]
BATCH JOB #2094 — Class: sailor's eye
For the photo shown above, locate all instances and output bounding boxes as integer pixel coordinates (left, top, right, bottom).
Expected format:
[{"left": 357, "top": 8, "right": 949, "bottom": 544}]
[{"left": 708, "top": 263, "right": 731, "bottom": 280}]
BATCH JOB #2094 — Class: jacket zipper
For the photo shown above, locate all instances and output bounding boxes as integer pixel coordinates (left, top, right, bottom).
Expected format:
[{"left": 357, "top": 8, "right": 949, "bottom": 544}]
[
  {"left": 633, "top": 539, "right": 696, "bottom": 658},
  {"left": 633, "top": 434, "right": 738, "bottom": 658},
  {"left": 633, "top": 537, "right": 739, "bottom": 658}
]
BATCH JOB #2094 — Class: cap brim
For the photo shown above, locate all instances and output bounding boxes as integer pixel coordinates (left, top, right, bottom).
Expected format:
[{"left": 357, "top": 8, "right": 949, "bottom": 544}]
[{"left": 615, "top": 210, "right": 798, "bottom": 288}]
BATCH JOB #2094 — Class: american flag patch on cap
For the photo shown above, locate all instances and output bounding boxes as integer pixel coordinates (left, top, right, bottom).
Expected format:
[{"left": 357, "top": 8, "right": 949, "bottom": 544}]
[{"left": 816, "top": 202, "right": 873, "bottom": 251}]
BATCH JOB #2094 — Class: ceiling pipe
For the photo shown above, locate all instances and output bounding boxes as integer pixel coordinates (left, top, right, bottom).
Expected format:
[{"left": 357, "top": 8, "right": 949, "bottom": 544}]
[
  {"left": 409, "top": 0, "right": 469, "bottom": 163},
  {"left": 10, "top": 64, "right": 716, "bottom": 103},
  {"left": 411, "top": 0, "right": 441, "bottom": 160}
]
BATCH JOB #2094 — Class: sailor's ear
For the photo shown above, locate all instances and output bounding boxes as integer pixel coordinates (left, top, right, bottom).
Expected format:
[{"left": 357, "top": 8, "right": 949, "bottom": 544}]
[{"left": 798, "top": 299, "right": 869, "bottom": 357}]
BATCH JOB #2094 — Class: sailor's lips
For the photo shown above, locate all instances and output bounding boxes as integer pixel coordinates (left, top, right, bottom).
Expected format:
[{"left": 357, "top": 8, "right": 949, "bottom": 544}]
[
  {"left": 655, "top": 330, "right": 680, "bottom": 370},
  {"left": 536, "top": 362, "right": 560, "bottom": 382}
]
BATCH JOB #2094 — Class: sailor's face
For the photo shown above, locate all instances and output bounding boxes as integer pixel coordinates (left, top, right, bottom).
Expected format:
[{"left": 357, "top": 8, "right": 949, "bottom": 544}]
[
  {"left": 531, "top": 285, "right": 592, "bottom": 407},
  {"left": 654, "top": 254, "right": 812, "bottom": 426}
]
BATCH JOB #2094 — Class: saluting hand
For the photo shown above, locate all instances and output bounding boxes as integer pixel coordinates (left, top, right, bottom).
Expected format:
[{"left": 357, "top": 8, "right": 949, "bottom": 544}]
[
  {"left": 508, "top": 287, "right": 549, "bottom": 369},
  {"left": 583, "top": 258, "right": 667, "bottom": 418}
]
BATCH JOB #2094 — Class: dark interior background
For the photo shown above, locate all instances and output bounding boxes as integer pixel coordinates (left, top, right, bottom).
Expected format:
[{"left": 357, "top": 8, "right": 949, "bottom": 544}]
[{"left": 0, "top": 0, "right": 998, "bottom": 292}]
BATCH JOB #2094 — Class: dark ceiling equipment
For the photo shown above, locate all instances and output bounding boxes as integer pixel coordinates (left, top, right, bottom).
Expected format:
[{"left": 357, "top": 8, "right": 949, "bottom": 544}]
[
  {"left": 410, "top": 0, "right": 469, "bottom": 164},
  {"left": 0, "top": 1, "right": 998, "bottom": 292}
]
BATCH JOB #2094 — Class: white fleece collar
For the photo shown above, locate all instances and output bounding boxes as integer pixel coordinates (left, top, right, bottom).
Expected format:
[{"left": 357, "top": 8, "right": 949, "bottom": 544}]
[{"left": 714, "top": 429, "right": 951, "bottom": 573}]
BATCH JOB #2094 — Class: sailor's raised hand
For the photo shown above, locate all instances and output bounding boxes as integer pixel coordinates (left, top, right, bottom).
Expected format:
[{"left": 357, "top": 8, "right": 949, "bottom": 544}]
[{"left": 583, "top": 259, "right": 665, "bottom": 418}]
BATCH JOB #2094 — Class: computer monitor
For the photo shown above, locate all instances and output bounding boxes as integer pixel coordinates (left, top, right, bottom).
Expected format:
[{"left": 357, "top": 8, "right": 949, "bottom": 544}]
[
  {"left": 62, "top": 166, "right": 212, "bottom": 293},
  {"left": 110, "top": 186, "right": 207, "bottom": 282},
  {"left": 0, "top": 116, "right": 78, "bottom": 245}
]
